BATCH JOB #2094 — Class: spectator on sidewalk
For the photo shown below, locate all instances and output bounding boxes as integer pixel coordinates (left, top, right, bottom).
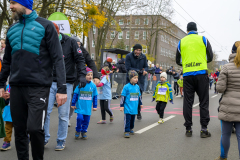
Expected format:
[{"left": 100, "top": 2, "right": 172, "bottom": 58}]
[
  {"left": 172, "top": 70, "right": 180, "bottom": 96},
  {"left": 215, "top": 41, "right": 240, "bottom": 160},
  {"left": 0, "top": 39, "right": 5, "bottom": 61},
  {"left": 166, "top": 66, "right": 174, "bottom": 84},
  {"left": 155, "top": 64, "right": 162, "bottom": 82},
  {"left": 116, "top": 58, "right": 127, "bottom": 97},
  {"left": 213, "top": 68, "right": 220, "bottom": 94},
  {"left": 125, "top": 44, "right": 148, "bottom": 120}
]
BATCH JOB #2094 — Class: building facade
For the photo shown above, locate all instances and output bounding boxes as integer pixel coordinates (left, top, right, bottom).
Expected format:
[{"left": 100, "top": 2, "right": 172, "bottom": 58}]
[{"left": 88, "top": 15, "right": 187, "bottom": 70}]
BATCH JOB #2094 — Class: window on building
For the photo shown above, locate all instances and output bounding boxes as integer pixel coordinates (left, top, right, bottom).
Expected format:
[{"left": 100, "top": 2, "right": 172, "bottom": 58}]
[
  {"left": 118, "top": 31, "right": 123, "bottom": 39},
  {"left": 126, "top": 45, "right": 129, "bottom": 51},
  {"left": 165, "top": 49, "right": 168, "bottom": 57},
  {"left": 135, "top": 19, "right": 140, "bottom": 25},
  {"left": 110, "top": 31, "right": 115, "bottom": 39},
  {"left": 92, "top": 40, "right": 95, "bottom": 47},
  {"left": 127, "top": 19, "right": 130, "bottom": 25},
  {"left": 160, "top": 47, "right": 163, "bottom": 55},
  {"left": 161, "top": 35, "right": 164, "bottom": 42},
  {"left": 91, "top": 53, "right": 95, "bottom": 59},
  {"left": 119, "top": 19, "right": 124, "bottom": 25},
  {"left": 93, "top": 26, "right": 96, "bottom": 34},
  {"left": 143, "top": 31, "right": 147, "bottom": 40},
  {"left": 126, "top": 31, "right": 130, "bottom": 39},
  {"left": 144, "top": 18, "right": 149, "bottom": 25},
  {"left": 135, "top": 31, "right": 139, "bottom": 39}
]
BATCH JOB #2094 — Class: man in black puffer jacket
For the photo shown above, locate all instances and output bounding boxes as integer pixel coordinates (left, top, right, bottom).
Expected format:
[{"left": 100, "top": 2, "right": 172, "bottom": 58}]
[{"left": 44, "top": 24, "right": 86, "bottom": 151}]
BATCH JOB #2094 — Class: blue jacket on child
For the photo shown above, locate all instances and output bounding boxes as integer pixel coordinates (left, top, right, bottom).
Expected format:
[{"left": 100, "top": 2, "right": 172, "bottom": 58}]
[
  {"left": 120, "top": 83, "right": 142, "bottom": 115},
  {"left": 2, "top": 85, "right": 12, "bottom": 122},
  {"left": 72, "top": 81, "right": 98, "bottom": 116}
]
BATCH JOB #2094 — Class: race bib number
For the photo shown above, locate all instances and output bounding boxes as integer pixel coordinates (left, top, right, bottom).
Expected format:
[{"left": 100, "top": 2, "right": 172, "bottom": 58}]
[
  {"left": 158, "top": 87, "right": 167, "bottom": 95},
  {"left": 80, "top": 91, "right": 92, "bottom": 100},
  {"left": 130, "top": 93, "right": 139, "bottom": 101}
]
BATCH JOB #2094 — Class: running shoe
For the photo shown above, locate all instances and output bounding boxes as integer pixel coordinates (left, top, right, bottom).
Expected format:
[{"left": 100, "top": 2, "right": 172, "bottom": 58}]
[
  {"left": 124, "top": 132, "right": 130, "bottom": 138},
  {"left": 110, "top": 116, "right": 114, "bottom": 122},
  {"left": 44, "top": 141, "right": 48, "bottom": 147},
  {"left": 75, "top": 131, "right": 81, "bottom": 139},
  {"left": 97, "top": 120, "right": 106, "bottom": 124},
  {"left": 214, "top": 156, "right": 227, "bottom": 160},
  {"left": 185, "top": 130, "right": 192, "bottom": 137},
  {"left": 200, "top": 130, "right": 211, "bottom": 138},
  {"left": 158, "top": 118, "right": 164, "bottom": 124},
  {"left": 55, "top": 140, "right": 66, "bottom": 151},
  {"left": 81, "top": 132, "right": 88, "bottom": 140},
  {"left": 130, "top": 130, "right": 134, "bottom": 135},
  {"left": 0, "top": 142, "right": 11, "bottom": 151}
]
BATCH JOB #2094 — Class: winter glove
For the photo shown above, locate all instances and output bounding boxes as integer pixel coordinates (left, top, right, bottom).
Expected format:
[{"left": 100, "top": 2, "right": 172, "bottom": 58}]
[
  {"left": 152, "top": 98, "right": 155, "bottom": 102},
  {"left": 78, "top": 77, "right": 87, "bottom": 88},
  {"left": 169, "top": 100, "right": 173, "bottom": 104}
]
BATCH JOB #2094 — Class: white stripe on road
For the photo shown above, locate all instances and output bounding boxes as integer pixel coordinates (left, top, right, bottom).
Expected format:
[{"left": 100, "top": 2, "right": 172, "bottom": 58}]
[
  {"left": 211, "top": 95, "right": 218, "bottom": 98},
  {"left": 135, "top": 115, "right": 176, "bottom": 134},
  {"left": 193, "top": 103, "right": 199, "bottom": 108}
]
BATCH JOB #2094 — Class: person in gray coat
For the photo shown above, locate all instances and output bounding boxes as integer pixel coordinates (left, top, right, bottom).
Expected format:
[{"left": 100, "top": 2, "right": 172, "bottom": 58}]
[{"left": 215, "top": 41, "right": 240, "bottom": 160}]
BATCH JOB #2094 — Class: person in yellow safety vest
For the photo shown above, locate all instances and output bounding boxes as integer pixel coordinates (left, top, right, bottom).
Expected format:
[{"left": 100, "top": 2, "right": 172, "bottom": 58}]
[{"left": 176, "top": 22, "right": 213, "bottom": 138}]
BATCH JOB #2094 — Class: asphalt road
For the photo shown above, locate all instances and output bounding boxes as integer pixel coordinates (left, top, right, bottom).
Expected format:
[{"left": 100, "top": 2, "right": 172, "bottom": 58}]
[{"left": 1, "top": 89, "right": 240, "bottom": 160}]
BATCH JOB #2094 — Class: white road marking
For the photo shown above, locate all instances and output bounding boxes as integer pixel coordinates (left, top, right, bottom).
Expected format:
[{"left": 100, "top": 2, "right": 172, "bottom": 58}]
[
  {"left": 193, "top": 103, "right": 199, "bottom": 108},
  {"left": 211, "top": 95, "right": 218, "bottom": 98},
  {"left": 135, "top": 115, "right": 176, "bottom": 134}
]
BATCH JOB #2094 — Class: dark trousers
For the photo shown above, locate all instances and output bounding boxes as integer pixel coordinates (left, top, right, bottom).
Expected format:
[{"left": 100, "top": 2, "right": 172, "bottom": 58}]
[
  {"left": 10, "top": 86, "right": 50, "bottom": 160},
  {"left": 214, "top": 83, "right": 218, "bottom": 93},
  {"left": 124, "top": 114, "right": 135, "bottom": 132},
  {"left": 183, "top": 75, "right": 210, "bottom": 130},
  {"left": 138, "top": 89, "right": 143, "bottom": 116},
  {"left": 156, "top": 101, "right": 167, "bottom": 118},
  {"left": 174, "top": 82, "right": 179, "bottom": 95},
  {"left": 100, "top": 100, "right": 113, "bottom": 120}
]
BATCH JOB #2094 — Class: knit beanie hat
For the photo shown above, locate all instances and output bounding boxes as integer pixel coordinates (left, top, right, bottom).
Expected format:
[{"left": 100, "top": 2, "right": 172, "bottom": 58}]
[
  {"left": 187, "top": 22, "right": 197, "bottom": 32},
  {"left": 107, "top": 57, "right": 113, "bottom": 63},
  {"left": 232, "top": 41, "right": 240, "bottom": 53},
  {"left": 86, "top": 67, "right": 92, "bottom": 74},
  {"left": 71, "top": 35, "right": 81, "bottom": 43},
  {"left": 133, "top": 44, "right": 142, "bottom": 51},
  {"left": 10, "top": 0, "right": 33, "bottom": 10},
  {"left": 53, "top": 22, "right": 59, "bottom": 34},
  {"left": 128, "top": 70, "right": 138, "bottom": 80},
  {"left": 160, "top": 72, "right": 167, "bottom": 80}
]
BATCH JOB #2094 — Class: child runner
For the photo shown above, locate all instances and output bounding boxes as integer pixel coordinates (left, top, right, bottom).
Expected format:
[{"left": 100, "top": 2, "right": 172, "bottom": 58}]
[
  {"left": 0, "top": 87, "right": 10, "bottom": 143},
  {"left": 1, "top": 85, "right": 12, "bottom": 151},
  {"left": 152, "top": 72, "right": 173, "bottom": 124},
  {"left": 177, "top": 76, "right": 184, "bottom": 97},
  {"left": 96, "top": 66, "right": 113, "bottom": 124},
  {"left": 71, "top": 67, "right": 98, "bottom": 140},
  {"left": 120, "top": 70, "right": 142, "bottom": 138}
]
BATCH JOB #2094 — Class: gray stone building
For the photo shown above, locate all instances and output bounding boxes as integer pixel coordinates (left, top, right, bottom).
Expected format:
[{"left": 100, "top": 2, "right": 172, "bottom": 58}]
[{"left": 88, "top": 15, "right": 187, "bottom": 70}]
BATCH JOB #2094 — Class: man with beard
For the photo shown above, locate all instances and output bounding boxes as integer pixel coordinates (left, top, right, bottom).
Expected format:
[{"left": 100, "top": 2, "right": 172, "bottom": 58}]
[{"left": 0, "top": 0, "right": 68, "bottom": 159}]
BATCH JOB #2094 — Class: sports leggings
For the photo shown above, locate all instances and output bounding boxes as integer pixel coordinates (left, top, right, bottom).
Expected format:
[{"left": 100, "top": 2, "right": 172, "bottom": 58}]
[
  {"left": 220, "top": 120, "right": 240, "bottom": 158},
  {"left": 100, "top": 100, "right": 113, "bottom": 120}
]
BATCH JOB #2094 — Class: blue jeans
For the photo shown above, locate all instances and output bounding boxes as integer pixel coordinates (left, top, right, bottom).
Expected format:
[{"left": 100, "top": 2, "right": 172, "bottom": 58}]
[
  {"left": 44, "top": 82, "right": 73, "bottom": 142},
  {"left": 76, "top": 114, "right": 91, "bottom": 133},
  {"left": 124, "top": 114, "right": 135, "bottom": 132}
]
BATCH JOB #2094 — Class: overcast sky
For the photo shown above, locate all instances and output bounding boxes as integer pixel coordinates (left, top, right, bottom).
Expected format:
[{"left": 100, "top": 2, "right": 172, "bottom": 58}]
[{"left": 171, "top": 0, "right": 240, "bottom": 61}]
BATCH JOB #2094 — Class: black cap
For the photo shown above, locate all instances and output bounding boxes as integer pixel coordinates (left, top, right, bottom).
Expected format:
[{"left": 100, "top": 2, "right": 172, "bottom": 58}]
[
  {"left": 187, "top": 22, "right": 197, "bottom": 32},
  {"left": 232, "top": 42, "right": 238, "bottom": 53},
  {"left": 133, "top": 44, "right": 142, "bottom": 51}
]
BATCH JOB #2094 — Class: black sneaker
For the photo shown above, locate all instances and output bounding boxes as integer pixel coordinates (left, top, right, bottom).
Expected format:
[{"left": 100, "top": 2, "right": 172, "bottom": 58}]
[
  {"left": 185, "top": 130, "right": 192, "bottom": 137},
  {"left": 137, "top": 113, "right": 142, "bottom": 120},
  {"left": 200, "top": 130, "right": 211, "bottom": 138}
]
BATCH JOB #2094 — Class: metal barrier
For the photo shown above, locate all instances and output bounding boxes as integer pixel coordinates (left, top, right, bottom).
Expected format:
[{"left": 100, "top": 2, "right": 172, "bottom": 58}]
[{"left": 97, "top": 72, "right": 173, "bottom": 99}]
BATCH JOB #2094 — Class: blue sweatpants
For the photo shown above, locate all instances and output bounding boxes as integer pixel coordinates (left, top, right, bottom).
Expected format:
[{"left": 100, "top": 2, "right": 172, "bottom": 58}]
[
  {"left": 76, "top": 114, "right": 91, "bottom": 133},
  {"left": 220, "top": 120, "right": 240, "bottom": 158},
  {"left": 124, "top": 114, "right": 135, "bottom": 132}
]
